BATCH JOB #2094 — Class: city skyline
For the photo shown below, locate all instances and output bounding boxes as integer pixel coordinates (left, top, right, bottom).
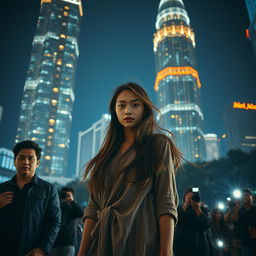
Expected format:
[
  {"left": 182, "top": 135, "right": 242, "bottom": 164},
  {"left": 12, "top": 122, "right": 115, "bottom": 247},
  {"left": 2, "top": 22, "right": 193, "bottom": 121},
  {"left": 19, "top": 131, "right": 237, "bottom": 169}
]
[{"left": 0, "top": 0, "right": 255, "bottom": 177}]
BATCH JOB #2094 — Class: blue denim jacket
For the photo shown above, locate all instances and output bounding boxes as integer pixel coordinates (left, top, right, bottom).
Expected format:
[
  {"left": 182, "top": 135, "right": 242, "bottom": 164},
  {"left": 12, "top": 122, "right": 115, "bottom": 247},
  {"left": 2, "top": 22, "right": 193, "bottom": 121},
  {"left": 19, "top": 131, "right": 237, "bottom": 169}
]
[{"left": 0, "top": 174, "right": 61, "bottom": 255}]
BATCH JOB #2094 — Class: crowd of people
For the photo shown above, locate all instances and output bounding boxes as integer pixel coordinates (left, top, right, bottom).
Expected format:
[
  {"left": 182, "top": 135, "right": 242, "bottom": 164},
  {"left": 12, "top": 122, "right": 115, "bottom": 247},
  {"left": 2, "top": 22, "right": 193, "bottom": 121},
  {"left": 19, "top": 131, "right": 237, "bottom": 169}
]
[
  {"left": 173, "top": 187, "right": 256, "bottom": 256},
  {"left": 0, "top": 82, "right": 255, "bottom": 256}
]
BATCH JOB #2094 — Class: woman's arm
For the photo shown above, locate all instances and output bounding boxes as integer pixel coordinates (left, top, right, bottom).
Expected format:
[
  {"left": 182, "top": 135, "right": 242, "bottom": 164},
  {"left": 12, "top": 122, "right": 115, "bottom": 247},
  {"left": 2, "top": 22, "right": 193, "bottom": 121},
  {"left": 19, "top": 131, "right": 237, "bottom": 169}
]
[
  {"left": 77, "top": 218, "right": 96, "bottom": 256},
  {"left": 159, "top": 215, "right": 175, "bottom": 256}
]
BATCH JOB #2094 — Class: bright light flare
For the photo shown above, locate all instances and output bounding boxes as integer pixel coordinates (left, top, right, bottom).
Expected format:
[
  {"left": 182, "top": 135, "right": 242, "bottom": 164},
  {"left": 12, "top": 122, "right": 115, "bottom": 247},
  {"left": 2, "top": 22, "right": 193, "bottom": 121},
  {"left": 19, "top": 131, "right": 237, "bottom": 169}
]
[
  {"left": 233, "top": 189, "right": 242, "bottom": 199},
  {"left": 217, "top": 240, "right": 224, "bottom": 248},
  {"left": 217, "top": 202, "right": 225, "bottom": 210}
]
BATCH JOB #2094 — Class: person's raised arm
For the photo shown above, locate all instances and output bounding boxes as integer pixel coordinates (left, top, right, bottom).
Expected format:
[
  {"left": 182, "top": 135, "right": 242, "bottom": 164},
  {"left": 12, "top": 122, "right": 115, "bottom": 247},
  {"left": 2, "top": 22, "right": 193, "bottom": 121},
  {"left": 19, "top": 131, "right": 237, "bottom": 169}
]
[{"left": 231, "top": 204, "right": 240, "bottom": 222}]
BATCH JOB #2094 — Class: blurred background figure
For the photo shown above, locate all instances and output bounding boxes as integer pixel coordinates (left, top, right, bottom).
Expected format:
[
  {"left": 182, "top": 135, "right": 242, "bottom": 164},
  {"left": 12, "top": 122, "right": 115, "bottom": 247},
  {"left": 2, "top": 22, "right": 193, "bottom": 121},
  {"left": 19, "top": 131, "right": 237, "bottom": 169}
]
[
  {"left": 210, "top": 208, "right": 231, "bottom": 256},
  {"left": 230, "top": 189, "right": 256, "bottom": 256},
  {"left": 50, "top": 186, "right": 84, "bottom": 256},
  {"left": 174, "top": 187, "right": 211, "bottom": 256},
  {"left": 224, "top": 197, "right": 241, "bottom": 256}
]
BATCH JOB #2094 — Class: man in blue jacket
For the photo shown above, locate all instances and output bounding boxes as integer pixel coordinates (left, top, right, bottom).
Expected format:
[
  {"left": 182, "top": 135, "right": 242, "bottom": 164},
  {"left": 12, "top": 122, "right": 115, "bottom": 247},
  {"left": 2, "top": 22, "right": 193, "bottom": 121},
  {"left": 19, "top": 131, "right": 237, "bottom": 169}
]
[{"left": 0, "top": 140, "right": 61, "bottom": 256}]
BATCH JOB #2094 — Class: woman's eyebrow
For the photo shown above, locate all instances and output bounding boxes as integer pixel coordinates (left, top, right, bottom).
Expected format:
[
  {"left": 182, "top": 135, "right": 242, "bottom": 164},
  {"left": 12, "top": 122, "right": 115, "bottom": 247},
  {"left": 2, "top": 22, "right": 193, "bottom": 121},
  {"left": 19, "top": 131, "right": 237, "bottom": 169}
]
[{"left": 117, "top": 99, "right": 140, "bottom": 103}]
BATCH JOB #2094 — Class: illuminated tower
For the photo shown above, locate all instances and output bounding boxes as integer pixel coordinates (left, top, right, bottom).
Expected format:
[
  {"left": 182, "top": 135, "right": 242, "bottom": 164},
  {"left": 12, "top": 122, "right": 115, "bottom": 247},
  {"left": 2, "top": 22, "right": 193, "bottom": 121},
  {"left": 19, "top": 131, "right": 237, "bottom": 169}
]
[
  {"left": 153, "top": 0, "right": 205, "bottom": 162},
  {"left": 16, "top": 0, "right": 83, "bottom": 176}
]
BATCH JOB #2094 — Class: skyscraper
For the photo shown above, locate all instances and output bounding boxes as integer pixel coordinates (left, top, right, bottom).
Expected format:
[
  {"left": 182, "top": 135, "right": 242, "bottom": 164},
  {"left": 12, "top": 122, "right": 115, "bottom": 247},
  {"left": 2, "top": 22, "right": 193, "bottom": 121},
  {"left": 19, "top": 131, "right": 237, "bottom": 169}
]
[
  {"left": 16, "top": 0, "right": 83, "bottom": 177},
  {"left": 153, "top": 0, "right": 205, "bottom": 162},
  {"left": 245, "top": 0, "right": 256, "bottom": 58},
  {"left": 204, "top": 134, "right": 219, "bottom": 161},
  {"left": 0, "top": 148, "right": 16, "bottom": 183},
  {"left": 76, "top": 114, "right": 110, "bottom": 178},
  {"left": 224, "top": 101, "right": 256, "bottom": 153}
]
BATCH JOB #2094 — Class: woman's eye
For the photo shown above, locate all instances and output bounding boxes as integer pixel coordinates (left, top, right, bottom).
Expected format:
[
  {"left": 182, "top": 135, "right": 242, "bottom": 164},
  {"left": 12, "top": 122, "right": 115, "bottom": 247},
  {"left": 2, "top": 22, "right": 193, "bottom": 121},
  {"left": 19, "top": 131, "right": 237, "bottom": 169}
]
[
  {"left": 132, "top": 103, "right": 139, "bottom": 108},
  {"left": 118, "top": 104, "right": 124, "bottom": 108}
]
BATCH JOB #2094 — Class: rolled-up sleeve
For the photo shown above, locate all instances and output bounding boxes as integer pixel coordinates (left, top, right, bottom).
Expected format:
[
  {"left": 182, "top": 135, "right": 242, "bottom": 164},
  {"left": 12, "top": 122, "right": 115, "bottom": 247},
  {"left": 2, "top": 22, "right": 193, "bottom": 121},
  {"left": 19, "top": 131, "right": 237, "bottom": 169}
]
[
  {"left": 154, "top": 135, "right": 179, "bottom": 224},
  {"left": 82, "top": 194, "right": 99, "bottom": 222}
]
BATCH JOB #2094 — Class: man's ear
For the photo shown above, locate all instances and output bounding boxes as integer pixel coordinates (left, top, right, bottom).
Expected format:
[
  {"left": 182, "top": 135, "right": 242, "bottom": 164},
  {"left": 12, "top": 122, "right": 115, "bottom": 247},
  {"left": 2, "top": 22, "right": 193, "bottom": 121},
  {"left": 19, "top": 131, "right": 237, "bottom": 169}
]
[{"left": 36, "top": 160, "right": 40, "bottom": 167}]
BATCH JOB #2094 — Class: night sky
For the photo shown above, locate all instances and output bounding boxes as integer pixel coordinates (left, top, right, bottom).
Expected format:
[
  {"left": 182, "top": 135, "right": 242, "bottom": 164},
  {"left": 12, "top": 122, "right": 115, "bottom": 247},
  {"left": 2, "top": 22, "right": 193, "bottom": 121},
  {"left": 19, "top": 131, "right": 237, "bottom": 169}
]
[{"left": 0, "top": 0, "right": 255, "bottom": 177}]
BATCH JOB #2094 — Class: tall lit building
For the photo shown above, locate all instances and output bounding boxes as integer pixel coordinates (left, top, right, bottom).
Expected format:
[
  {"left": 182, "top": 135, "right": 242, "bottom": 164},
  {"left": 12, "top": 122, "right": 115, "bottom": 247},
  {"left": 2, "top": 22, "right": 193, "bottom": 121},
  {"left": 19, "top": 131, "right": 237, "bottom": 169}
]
[
  {"left": 153, "top": 0, "right": 205, "bottom": 162},
  {"left": 0, "top": 148, "right": 16, "bottom": 183},
  {"left": 16, "top": 0, "right": 83, "bottom": 177},
  {"left": 224, "top": 101, "right": 256, "bottom": 152},
  {"left": 204, "top": 134, "right": 219, "bottom": 161},
  {"left": 245, "top": 0, "right": 256, "bottom": 57},
  {"left": 0, "top": 148, "right": 16, "bottom": 172},
  {"left": 76, "top": 114, "right": 111, "bottom": 178}
]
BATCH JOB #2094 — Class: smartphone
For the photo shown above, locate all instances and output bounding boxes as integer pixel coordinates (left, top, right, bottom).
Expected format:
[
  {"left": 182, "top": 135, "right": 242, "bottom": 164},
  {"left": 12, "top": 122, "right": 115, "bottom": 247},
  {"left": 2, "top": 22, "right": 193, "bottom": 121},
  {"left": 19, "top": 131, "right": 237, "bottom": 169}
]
[
  {"left": 192, "top": 187, "right": 199, "bottom": 192},
  {"left": 192, "top": 187, "right": 200, "bottom": 202}
]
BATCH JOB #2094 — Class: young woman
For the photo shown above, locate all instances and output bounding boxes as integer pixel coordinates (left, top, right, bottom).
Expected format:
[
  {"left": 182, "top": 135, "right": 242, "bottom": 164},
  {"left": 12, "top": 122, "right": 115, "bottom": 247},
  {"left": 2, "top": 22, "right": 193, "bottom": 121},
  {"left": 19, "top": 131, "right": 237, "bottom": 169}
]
[
  {"left": 78, "top": 82, "right": 182, "bottom": 256},
  {"left": 210, "top": 209, "right": 231, "bottom": 256}
]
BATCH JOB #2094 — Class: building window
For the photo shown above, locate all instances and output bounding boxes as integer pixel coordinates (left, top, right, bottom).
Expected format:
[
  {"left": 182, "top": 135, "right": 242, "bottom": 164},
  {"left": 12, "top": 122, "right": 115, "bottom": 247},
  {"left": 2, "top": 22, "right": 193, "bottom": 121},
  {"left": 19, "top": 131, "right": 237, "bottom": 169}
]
[
  {"left": 48, "top": 119, "right": 56, "bottom": 125},
  {"left": 51, "top": 99, "right": 58, "bottom": 106},
  {"left": 48, "top": 128, "right": 54, "bottom": 133},
  {"left": 60, "top": 34, "right": 67, "bottom": 39},
  {"left": 57, "top": 59, "right": 62, "bottom": 65}
]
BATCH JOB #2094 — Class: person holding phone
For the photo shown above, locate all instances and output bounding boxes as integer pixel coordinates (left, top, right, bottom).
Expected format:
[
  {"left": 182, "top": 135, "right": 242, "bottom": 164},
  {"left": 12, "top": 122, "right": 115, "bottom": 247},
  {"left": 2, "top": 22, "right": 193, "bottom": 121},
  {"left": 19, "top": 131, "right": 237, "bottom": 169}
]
[
  {"left": 173, "top": 187, "right": 211, "bottom": 256},
  {"left": 231, "top": 189, "right": 256, "bottom": 256}
]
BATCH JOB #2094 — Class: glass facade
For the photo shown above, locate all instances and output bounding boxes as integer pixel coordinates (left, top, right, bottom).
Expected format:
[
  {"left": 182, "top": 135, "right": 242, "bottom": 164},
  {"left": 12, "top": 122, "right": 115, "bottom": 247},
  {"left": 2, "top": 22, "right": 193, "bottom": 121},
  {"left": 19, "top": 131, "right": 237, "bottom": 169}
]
[
  {"left": 153, "top": 0, "right": 206, "bottom": 162},
  {"left": 0, "top": 148, "right": 16, "bottom": 183},
  {"left": 245, "top": 0, "right": 256, "bottom": 22},
  {"left": 0, "top": 148, "right": 16, "bottom": 171},
  {"left": 204, "top": 134, "right": 219, "bottom": 161},
  {"left": 16, "top": 0, "right": 83, "bottom": 177},
  {"left": 245, "top": 0, "right": 256, "bottom": 58},
  {"left": 76, "top": 114, "right": 111, "bottom": 178},
  {"left": 224, "top": 102, "right": 256, "bottom": 153}
]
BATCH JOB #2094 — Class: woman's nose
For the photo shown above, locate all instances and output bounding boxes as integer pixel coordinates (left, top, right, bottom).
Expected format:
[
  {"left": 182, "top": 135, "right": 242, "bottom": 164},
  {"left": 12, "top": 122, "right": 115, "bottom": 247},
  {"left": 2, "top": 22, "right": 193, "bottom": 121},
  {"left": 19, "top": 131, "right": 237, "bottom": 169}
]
[{"left": 124, "top": 105, "right": 132, "bottom": 114}]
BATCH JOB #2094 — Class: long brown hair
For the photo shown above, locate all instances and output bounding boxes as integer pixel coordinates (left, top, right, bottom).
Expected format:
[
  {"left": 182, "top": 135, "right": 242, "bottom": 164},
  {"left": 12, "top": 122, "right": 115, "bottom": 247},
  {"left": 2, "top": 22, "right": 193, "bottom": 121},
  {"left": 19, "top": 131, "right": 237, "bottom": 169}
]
[{"left": 84, "top": 82, "right": 182, "bottom": 193}]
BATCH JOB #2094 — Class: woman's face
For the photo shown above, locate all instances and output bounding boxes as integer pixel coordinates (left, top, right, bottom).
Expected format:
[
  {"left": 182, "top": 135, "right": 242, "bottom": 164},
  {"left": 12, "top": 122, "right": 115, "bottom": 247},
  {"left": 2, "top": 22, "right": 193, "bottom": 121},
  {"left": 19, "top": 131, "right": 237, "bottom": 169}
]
[
  {"left": 214, "top": 210, "right": 222, "bottom": 221},
  {"left": 115, "top": 90, "right": 144, "bottom": 130}
]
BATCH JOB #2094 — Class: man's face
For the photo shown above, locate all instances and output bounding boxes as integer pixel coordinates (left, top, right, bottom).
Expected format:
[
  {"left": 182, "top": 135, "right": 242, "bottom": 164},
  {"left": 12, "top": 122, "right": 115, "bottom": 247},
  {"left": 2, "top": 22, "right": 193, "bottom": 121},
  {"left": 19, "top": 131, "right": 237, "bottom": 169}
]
[{"left": 14, "top": 149, "right": 39, "bottom": 179}]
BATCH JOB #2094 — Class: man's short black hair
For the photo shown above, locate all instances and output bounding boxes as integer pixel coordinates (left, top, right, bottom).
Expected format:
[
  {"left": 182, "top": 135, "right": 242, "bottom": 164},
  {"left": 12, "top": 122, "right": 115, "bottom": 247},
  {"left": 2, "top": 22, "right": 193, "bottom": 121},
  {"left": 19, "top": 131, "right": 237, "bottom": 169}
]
[
  {"left": 61, "top": 186, "right": 74, "bottom": 194},
  {"left": 13, "top": 140, "right": 42, "bottom": 160}
]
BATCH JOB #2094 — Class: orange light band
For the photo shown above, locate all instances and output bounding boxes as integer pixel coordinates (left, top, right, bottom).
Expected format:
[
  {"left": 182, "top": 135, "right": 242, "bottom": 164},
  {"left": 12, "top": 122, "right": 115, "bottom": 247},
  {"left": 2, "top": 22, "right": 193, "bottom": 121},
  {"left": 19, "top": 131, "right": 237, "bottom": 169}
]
[
  {"left": 41, "top": 0, "right": 52, "bottom": 4},
  {"left": 153, "top": 25, "right": 195, "bottom": 52},
  {"left": 154, "top": 66, "right": 201, "bottom": 91}
]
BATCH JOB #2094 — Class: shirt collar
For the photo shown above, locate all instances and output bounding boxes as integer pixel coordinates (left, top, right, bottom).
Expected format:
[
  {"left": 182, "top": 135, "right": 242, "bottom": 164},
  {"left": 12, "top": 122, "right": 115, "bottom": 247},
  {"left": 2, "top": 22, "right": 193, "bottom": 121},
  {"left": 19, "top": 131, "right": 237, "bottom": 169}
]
[{"left": 11, "top": 174, "right": 38, "bottom": 186}]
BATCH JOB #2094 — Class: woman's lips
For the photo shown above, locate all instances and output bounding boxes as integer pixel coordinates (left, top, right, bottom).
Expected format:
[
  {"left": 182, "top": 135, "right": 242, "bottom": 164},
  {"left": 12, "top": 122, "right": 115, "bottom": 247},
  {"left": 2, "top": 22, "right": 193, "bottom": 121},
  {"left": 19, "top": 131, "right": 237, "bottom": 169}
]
[{"left": 124, "top": 118, "right": 134, "bottom": 122}]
